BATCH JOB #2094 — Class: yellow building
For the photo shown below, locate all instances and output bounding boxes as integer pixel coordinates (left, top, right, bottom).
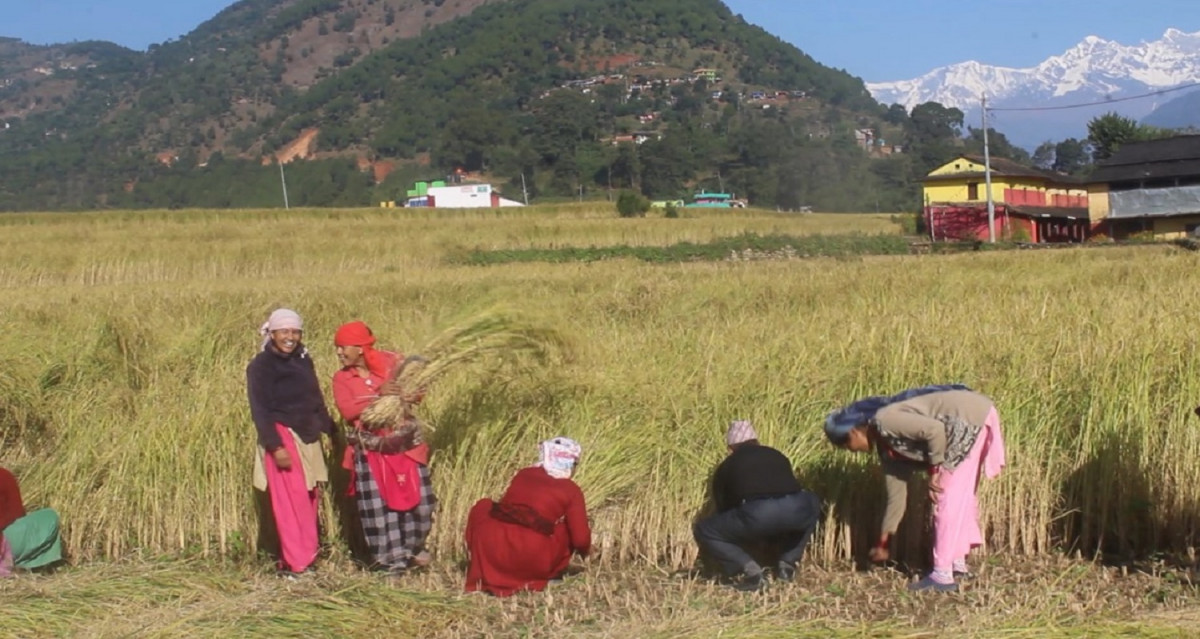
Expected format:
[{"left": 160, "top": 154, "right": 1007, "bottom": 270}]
[
  {"left": 1086, "top": 135, "right": 1200, "bottom": 240},
  {"left": 922, "top": 155, "right": 1089, "bottom": 243}
]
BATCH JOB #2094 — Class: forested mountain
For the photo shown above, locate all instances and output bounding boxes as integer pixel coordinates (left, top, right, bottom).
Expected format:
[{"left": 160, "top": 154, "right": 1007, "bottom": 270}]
[{"left": 0, "top": 0, "right": 964, "bottom": 212}]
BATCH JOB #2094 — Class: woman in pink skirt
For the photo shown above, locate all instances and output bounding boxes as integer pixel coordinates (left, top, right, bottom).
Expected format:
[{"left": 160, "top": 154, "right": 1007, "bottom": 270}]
[
  {"left": 825, "top": 384, "right": 1006, "bottom": 592},
  {"left": 246, "top": 308, "right": 335, "bottom": 576}
]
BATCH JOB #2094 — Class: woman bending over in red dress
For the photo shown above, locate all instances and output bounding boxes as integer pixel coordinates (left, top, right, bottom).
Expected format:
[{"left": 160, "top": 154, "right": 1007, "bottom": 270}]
[{"left": 464, "top": 437, "right": 591, "bottom": 596}]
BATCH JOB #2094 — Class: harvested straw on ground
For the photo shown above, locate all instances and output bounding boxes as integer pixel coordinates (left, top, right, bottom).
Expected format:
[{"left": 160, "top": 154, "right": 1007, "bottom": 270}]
[{"left": 358, "top": 306, "right": 570, "bottom": 441}]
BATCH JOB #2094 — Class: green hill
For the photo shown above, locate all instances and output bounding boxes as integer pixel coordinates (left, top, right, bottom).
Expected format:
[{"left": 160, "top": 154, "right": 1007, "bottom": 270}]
[{"left": 0, "top": 0, "right": 932, "bottom": 212}]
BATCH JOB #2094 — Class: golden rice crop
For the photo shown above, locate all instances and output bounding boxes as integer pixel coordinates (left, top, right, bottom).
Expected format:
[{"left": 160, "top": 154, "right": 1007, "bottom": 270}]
[
  {"left": 1, "top": 205, "right": 1199, "bottom": 575},
  {"left": 360, "top": 305, "right": 572, "bottom": 433}
]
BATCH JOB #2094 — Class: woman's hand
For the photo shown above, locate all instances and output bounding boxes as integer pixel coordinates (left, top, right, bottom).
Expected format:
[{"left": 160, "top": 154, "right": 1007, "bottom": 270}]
[
  {"left": 868, "top": 534, "right": 890, "bottom": 563},
  {"left": 379, "top": 378, "right": 404, "bottom": 397},
  {"left": 928, "top": 469, "right": 944, "bottom": 503},
  {"left": 377, "top": 431, "right": 416, "bottom": 454},
  {"left": 272, "top": 448, "right": 293, "bottom": 470},
  {"left": 358, "top": 432, "right": 384, "bottom": 452}
]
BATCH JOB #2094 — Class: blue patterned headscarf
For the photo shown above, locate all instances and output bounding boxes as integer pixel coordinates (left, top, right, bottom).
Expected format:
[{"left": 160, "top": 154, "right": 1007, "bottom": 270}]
[{"left": 824, "top": 384, "right": 971, "bottom": 445}]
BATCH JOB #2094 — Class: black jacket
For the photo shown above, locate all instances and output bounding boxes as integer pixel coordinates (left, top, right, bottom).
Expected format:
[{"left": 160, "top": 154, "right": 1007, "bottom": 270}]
[
  {"left": 711, "top": 444, "right": 802, "bottom": 512},
  {"left": 246, "top": 343, "right": 334, "bottom": 450}
]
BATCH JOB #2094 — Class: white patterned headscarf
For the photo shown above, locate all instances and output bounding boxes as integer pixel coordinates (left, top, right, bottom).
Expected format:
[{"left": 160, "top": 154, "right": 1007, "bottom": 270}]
[
  {"left": 726, "top": 420, "right": 758, "bottom": 446},
  {"left": 537, "top": 437, "right": 582, "bottom": 479},
  {"left": 259, "top": 308, "right": 303, "bottom": 350}
]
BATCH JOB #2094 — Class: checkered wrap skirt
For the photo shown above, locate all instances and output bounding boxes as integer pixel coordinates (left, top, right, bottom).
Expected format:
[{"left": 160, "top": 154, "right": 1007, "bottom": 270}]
[{"left": 353, "top": 449, "right": 436, "bottom": 572}]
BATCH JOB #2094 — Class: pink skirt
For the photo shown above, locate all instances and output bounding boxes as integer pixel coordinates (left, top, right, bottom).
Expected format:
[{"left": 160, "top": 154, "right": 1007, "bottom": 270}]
[
  {"left": 932, "top": 407, "right": 1005, "bottom": 571},
  {"left": 0, "top": 534, "right": 13, "bottom": 578},
  {"left": 264, "top": 423, "right": 320, "bottom": 572}
]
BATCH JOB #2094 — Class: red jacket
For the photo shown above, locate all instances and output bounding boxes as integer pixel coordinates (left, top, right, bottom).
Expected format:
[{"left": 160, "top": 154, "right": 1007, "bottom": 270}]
[
  {"left": 332, "top": 351, "right": 428, "bottom": 507},
  {"left": 331, "top": 350, "right": 399, "bottom": 427},
  {"left": 464, "top": 466, "right": 591, "bottom": 596},
  {"left": 0, "top": 467, "right": 26, "bottom": 531}
]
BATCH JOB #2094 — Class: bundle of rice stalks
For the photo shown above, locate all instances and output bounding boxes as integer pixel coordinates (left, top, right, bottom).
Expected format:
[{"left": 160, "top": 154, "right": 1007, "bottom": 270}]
[{"left": 359, "top": 306, "right": 571, "bottom": 439}]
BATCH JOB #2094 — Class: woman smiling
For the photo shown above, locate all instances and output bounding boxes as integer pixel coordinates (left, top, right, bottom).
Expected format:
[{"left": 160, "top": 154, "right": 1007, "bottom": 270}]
[{"left": 246, "top": 308, "right": 336, "bottom": 577}]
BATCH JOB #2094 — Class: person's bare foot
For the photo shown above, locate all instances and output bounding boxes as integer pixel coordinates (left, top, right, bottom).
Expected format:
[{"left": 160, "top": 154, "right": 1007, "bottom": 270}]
[{"left": 411, "top": 551, "right": 432, "bottom": 567}]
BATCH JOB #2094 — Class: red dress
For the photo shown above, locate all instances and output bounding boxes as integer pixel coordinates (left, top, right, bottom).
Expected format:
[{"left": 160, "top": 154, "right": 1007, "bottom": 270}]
[
  {"left": 0, "top": 467, "right": 25, "bottom": 531},
  {"left": 464, "top": 466, "right": 591, "bottom": 596}
]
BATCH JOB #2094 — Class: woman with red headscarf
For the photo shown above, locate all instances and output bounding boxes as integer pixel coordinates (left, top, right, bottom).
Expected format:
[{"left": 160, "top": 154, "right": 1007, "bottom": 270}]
[{"left": 332, "top": 321, "right": 436, "bottom": 574}]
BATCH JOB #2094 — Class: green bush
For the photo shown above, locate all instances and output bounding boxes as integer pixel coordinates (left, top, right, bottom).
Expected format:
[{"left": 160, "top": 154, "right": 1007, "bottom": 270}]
[
  {"left": 455, "top": 232, "right": 913, "bottom": 265},
  {"left": 664, "top": 203, "right": 679, "bottom": 218},
  {"left": 616, "top": 191, "right": 651, "bottom": 218},
  {"left": 890, "top": 212, "right": 924, "bottom": 235},
  {"left": 1008, "top": 226, "right": 1031, "bottom": 243}
]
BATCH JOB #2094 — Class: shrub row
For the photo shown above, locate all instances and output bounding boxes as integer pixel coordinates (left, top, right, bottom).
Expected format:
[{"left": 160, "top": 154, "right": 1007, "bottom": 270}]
[{"left": 454, "top": 233, "right": 914, "bottom": 265}]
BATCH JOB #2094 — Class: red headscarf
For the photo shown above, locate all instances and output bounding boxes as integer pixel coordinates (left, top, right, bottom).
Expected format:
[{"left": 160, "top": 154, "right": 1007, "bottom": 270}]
[{"left": 334, "top": 321, "right": 390, "bottom": 379}]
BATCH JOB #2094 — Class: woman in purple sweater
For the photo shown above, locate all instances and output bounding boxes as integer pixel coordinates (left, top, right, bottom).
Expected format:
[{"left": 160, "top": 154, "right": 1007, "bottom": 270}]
[{"left": 246, "top": 308, "right": 335, "bottom": 576}]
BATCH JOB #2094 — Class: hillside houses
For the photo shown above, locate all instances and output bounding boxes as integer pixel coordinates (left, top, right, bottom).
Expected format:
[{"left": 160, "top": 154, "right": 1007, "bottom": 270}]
[
  {"left": 562, "top": 74, "right": 625, "bottom": 90},
  {"left": 606, "top": 131, "right": 663, "bottom": 145},
  {"left": 538, "top": 57, "right": 889, "bottom": 167},
  {"left": 854, "top": 128, "right": 902, "bottom": 155},
  {"left": 548, "top": 60, "right": 811, "bottom": 109}
]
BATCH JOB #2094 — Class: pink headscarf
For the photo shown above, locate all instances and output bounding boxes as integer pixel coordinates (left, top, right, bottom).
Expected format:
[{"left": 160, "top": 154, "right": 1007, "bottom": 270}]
[
  {"left": 537, "top": 437, "right": 582, "bottom": 479},
  {"left": 259, "top": 308, "right": 303, "bottom": 350}
]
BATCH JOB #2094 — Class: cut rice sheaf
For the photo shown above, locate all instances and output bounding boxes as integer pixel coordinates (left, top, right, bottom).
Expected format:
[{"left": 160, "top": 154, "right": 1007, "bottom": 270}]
[{"left": 357, "top": 307, "right": 570, "bottom": 443}]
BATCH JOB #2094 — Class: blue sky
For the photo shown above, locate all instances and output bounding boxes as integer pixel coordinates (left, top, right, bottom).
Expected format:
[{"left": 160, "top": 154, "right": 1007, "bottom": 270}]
[{"left": 3, "top": 0, "right": 1198, "bottom": 82}]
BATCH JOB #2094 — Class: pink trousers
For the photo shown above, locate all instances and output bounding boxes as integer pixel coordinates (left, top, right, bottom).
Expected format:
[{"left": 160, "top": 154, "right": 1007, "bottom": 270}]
[
  {"left": 932, "top": 407, "right": 1005, "bottom": 572},
  {"left": 0, "top": 534, "right": 12, "bottom": 578},
  {"left": 265, "top": 423, "right": 320, "bottom": 573}
]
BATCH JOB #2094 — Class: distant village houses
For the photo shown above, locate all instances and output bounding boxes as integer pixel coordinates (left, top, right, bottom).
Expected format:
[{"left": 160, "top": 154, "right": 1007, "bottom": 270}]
[
  {"left": 607, "top": 131, "right": 662, "bottom": 146},
  {"left": 546, "top": 61, "right": 811, "bottom": 112},
  {"left": 1087, "top": 134, "right": 1200, "bottom": 239},
  {"left": 922, "top": 135, "right": 1200, "bottom": 243},
  {"left": 922, "top": 155, "right": 1089, "bottom": 243},
  {"left": 854, "top": 128, "right": 902, "bottom": 156},
  {"left": 397, "top": 179, "right": 523, "bottom": 209}
]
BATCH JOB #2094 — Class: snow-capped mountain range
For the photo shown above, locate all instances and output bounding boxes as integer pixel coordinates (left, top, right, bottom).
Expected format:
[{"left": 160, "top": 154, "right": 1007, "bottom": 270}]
[{"left": 867, "top": 28, "right": 1200, "bottom": 149}]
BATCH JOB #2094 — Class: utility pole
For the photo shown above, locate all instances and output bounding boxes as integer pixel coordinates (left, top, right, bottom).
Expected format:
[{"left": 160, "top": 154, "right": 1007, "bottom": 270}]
[
  {"left": 520, "top": 173, "right": 529, "bottom": 205},
  {"left": 926, "top": 194, "right": 937, "bottom": 242},
  {"left": 981, "top": 94, "right": 995, "bottom": 243},
  {"left": 278, "top": 158, "right": 290, "bottom": 209}
]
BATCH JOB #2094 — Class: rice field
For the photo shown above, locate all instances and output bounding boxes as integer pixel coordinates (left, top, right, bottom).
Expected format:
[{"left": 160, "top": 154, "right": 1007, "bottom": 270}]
[
  {"left": 2, "top": 203, "right": 1200, "bottom": 636},
  {"left": 2, "top": 557, "right": 1197, "bottom": 638}
]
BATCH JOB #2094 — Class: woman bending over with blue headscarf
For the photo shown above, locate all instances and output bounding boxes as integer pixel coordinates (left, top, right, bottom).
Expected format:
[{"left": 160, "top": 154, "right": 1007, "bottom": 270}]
[{"left": 825, "top": 385, "right": 1005, "bottom": 592}]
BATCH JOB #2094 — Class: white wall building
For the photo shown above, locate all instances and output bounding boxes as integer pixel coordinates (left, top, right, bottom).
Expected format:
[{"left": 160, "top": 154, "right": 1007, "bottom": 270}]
[{"left": 417, "top": 183, "right": 524, "bottom": 208}]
